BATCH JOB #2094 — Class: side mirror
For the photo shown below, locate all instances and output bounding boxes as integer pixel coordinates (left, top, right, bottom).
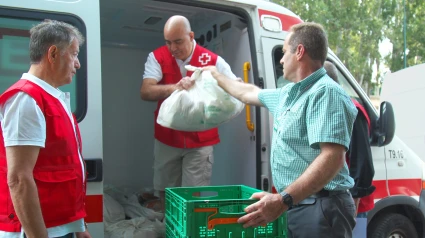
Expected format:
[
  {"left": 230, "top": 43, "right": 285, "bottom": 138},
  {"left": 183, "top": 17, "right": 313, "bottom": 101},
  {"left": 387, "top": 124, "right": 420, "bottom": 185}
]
[{"left": 377, "top": 101, "right": 395, "bottom": 146}]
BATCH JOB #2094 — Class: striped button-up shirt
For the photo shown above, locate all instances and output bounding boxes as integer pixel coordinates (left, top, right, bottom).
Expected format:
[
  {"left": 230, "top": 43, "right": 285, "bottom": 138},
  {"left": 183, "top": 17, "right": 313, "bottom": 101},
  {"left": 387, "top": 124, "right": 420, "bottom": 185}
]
[{"left": 259, "top": 68, "right": 357, "bottom": 193}]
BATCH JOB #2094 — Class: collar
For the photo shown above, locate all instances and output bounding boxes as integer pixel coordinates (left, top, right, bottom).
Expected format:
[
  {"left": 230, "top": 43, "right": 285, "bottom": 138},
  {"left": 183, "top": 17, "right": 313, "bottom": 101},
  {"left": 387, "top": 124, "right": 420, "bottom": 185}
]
[
  {"left": 296, "top": 67, "right": 327, "bottom": 92},
  {"left": 22, "top": 73, "right": 63, "bottom": 99}
]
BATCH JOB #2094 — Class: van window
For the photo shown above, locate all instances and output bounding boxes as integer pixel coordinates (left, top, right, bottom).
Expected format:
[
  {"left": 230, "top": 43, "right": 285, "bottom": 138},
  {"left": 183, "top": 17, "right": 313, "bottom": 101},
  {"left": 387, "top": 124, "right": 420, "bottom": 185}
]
[
  {"left": 272, "top": 45, "right": 292, "bottom": 88},
  {"left": 0, "top": 9, "right": 87, "bottom": 121},
  {"left": 332, "top": 64, "right": 363, "bottom": 104}
]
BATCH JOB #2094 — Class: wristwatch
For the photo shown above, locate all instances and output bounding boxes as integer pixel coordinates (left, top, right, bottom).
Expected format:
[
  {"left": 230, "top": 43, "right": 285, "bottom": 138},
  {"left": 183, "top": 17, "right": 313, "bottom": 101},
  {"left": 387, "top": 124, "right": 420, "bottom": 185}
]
[{"left": 280, "top": 191, "right": 294, "bottom": 208}]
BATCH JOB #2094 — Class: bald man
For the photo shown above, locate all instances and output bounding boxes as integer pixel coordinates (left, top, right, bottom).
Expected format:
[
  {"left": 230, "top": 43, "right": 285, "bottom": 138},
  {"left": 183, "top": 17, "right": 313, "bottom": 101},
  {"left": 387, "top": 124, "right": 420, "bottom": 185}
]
[{"left": 140, "top": 15, "right": 237, "bottom": 210}]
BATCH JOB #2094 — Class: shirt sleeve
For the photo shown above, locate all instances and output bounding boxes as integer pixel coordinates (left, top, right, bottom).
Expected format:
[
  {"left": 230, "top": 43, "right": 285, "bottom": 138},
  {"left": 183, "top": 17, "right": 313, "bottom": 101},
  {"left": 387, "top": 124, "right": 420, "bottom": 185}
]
[
  {"left": 306, "top": 87, "right": 357, "bottom": 150},
  {"left": 143, "top": 52, "right": 163, "bottom": 82},
  {"left": 348, "top": 111, "right": 375, "bottom": 198},
  {"left": 216, "top": 56, "right": 237, "bottom": 80},
  {"left": 258, "top": 89, "right": 281, "bottom": 115},
  {"left": 0, "top": 92, "right": 46, "bottom": 147}
]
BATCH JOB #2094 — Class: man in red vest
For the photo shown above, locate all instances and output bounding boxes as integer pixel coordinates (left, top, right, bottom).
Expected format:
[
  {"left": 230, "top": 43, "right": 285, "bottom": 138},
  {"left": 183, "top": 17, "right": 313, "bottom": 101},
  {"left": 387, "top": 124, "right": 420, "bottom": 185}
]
[
  {"left": 140, "top": 15, "right": 237, "bottom": 211},
  {"left": 324, "top": 61, "right": 376, "bottom": 218},
  {"left": 0, "top": 20, "right": 91, "bottom": 238}
]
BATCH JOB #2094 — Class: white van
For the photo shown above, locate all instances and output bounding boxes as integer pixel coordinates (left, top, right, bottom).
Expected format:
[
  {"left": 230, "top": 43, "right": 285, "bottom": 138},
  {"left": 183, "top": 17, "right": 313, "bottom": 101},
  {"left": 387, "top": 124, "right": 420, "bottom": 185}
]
[
  {"left": 0, "top": 0, "right": 423, "bottom": 237},
  {"left": 380, "top": 63, "right": 425, "bottom": 162}
]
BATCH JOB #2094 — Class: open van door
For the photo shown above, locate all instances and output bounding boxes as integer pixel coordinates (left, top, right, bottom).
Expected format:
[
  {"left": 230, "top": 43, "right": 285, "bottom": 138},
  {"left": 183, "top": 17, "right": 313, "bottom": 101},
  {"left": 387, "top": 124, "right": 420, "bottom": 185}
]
[
  {"left": 260, "top": 36, "right": 285, "bottom": 192},
  {"left": 0, "top": 0, "right": 104, "bottom": 235}
]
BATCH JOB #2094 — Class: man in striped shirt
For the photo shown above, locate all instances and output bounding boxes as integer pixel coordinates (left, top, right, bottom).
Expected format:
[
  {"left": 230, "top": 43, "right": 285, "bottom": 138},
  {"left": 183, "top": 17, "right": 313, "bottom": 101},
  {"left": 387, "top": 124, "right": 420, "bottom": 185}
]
[{"left": 203, "top": 22, "right": 358, "bottom": 237}]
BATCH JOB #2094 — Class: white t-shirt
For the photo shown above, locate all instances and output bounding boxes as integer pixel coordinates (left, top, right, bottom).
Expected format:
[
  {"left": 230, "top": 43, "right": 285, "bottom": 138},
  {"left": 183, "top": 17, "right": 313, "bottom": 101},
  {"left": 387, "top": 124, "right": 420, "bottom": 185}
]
[
  {"left": 143, "top": 40, "right": 237, "bottom": 81},
  {"left": 0, "top": 73, "right": 85, "bottom": 238}
]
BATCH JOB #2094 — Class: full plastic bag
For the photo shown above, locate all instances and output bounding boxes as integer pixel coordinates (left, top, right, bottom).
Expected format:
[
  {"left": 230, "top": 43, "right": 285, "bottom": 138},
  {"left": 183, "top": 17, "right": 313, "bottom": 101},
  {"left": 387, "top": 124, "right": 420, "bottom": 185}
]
[
  {"left": 105, "top": 217, "right": 163, "bottom": 238},
  {"left": 157, "top": 65, "right": 244, "bottom": 131},
  {"left": 104, "top": 193, "right": 125, "bottom": 224}
]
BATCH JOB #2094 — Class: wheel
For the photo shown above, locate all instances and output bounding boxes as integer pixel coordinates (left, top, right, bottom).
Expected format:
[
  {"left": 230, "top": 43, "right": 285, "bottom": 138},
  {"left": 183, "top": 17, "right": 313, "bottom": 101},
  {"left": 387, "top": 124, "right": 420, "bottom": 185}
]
[{"left": 368, "top": 213, "right": 418, "bottom": 238}]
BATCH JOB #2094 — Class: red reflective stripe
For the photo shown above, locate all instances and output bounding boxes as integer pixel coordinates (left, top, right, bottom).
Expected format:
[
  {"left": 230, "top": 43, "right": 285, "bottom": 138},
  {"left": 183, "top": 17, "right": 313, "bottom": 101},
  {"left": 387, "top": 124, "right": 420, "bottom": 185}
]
[
  {"left": 373, "top": 178, "right": 422, "bottom": 199},
  {"left": 85, "top": 195, "right": 103, "bottom": 223},
  {"left": 372, "top": 180, "right": 388, "bottom": 199},
  {"left": 258, "top": 9, "right": 303, "bottom": 31},
  {"left": 388, "top": 178, "right": 422, "bottom": 196}
]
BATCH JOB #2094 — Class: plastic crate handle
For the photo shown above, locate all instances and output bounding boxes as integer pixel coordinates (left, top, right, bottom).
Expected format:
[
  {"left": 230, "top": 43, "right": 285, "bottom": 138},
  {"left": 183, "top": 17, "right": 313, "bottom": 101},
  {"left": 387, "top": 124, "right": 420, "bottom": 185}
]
[
  {"left": 194, "top": 200, "right": 256, "bottom": 230},
  {"left": 194, "top": 208, "right": 240, "bottom": 229}
]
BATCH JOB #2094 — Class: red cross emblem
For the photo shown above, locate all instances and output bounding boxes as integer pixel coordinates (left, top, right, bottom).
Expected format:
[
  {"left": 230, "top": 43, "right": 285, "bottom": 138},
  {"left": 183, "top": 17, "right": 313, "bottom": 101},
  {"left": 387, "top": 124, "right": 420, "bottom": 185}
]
[{"left": 199, "top": 53, "right": 211, "bottom": 65}]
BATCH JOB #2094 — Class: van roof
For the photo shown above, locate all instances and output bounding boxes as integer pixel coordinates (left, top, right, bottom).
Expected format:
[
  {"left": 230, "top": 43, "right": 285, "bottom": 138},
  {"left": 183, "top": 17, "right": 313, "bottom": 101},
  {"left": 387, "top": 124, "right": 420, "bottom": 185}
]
[{"left": 223, "top": 0, "right": 301, "bottom": 19}]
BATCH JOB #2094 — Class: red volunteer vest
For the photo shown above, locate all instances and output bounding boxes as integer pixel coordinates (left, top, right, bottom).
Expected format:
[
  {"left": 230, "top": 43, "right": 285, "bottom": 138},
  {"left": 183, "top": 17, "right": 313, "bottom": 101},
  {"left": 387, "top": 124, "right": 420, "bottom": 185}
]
[
  {"left": 350, "top": 99, "right": 374, "bottom": 213},
  {"left": 0, "top": 79, "right": 86, "bottom": 232},
  {"left": 153, "top": 45, "right": 220, "bottom": 148}
]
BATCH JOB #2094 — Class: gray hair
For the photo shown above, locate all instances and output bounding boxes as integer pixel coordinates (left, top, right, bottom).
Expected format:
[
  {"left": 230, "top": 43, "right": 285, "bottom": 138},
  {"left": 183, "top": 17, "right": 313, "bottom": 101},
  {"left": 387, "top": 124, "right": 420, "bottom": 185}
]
[
  {"left": 324, "top": 61, "right": 339, "bottom": 83},
  {"left": 29, "top": 19, "right": 85, "bottom": 64},
  {"left": 288, "top": 22, "right": 328, "bottom": 64}
]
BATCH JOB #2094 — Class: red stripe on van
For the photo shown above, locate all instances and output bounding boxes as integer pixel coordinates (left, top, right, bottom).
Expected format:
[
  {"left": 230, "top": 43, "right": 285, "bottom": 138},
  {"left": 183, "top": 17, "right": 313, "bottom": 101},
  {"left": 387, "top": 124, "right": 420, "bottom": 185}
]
[
  {"left": 373, "top": 178, "right": 422, "bottom": 199},
  {"left": 388, "top": 178, "right": 422, "bottom": 196},
  {"left": 372, "top": 180, "right": 389, "bottom": 199},
  {"left": 85, "top": 195, "right": 103, "bottom": 223},
  {"left": 258, "top": 9, "right": 303, "bottom": 31}
]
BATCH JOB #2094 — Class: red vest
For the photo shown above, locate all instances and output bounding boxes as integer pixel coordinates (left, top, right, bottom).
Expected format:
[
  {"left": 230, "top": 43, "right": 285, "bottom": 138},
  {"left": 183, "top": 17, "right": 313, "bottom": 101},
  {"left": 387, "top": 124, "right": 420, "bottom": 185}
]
[
  {"left": 153, "top": 45, "right": 220, "bottom": 148},
  {"left": 351, "top": 99, "right": 374, "bottom": 213},
  {"left": 0, "top": 79, "right": 86, "bottom": 232}
]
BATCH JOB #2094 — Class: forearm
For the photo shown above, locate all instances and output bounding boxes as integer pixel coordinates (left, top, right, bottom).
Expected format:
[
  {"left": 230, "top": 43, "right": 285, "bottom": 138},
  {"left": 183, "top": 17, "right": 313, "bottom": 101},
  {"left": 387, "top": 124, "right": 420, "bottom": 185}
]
[
  {"left": 141, "top": 84, "right": 177, "bottom": 101},
  {"left": 284, "top": 150, "right": 345, "bottom": 204},
  {"left": 211, "top": 71, "right": 262, "bottom": 106},
  {"left": 9, "top": 176, "right": 47, "bottom": 238}
]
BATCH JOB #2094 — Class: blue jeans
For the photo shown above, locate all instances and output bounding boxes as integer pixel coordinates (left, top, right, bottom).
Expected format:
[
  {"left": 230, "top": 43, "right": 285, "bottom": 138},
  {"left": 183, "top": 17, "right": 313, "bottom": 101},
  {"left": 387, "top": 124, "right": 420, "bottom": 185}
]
[{"left": 357, "top": 212, "right": 368, "bottom": 218}]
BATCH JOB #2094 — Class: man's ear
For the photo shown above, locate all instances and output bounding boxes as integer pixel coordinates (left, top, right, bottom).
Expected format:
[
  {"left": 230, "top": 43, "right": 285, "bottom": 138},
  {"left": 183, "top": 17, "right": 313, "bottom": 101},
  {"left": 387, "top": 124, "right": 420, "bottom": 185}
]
[
  {"left": 189, "top": 31, "right": 195, "bottom": 41},
  {"left": 47, "top": 45, "right": 58, "bottom": 64},
  {"left": 296, "top": 44, "right": 305, "bottom": 60}
]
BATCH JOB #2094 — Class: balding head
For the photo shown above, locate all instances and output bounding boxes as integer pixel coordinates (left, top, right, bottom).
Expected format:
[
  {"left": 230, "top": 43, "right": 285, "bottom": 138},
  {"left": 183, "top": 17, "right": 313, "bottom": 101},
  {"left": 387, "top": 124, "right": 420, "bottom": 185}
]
[
  {"left": 164, "top": 15, "right": 191, "bottom": 33},
  {"left": 164, "top": 15, "right": 194, "bottom": 61}
]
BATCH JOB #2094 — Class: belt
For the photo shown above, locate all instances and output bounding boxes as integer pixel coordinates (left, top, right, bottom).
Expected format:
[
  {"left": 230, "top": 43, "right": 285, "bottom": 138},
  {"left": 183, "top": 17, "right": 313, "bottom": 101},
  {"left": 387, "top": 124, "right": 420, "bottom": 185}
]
[
  {"left": 295, "top": 189, "right": 349, "bottom": 207},
  {"left": 311, "top": 189, "right": 349, "bottom": 198}
]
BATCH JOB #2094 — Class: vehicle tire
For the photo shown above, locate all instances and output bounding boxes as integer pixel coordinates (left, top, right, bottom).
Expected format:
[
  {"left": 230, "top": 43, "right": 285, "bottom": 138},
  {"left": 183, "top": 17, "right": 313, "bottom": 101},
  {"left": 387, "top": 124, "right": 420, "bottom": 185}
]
[{"left": 368, "top": 213, "right": 418, "bottom": 238}]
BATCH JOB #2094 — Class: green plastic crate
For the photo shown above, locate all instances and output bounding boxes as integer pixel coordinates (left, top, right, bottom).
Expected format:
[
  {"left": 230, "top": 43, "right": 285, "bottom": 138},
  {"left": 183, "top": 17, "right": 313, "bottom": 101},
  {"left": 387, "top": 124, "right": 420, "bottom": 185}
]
[{"left": 165, "top": 185, "right": 287, "bottom": 238}]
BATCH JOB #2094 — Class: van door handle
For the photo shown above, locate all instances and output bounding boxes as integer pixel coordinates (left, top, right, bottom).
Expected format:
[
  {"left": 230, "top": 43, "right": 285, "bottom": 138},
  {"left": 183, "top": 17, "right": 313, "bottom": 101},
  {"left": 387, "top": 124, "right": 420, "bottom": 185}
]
[
  {"left": 84, "top": 158, "right": 103, "bottom": 182},
  {"left": 243, "top": 62, "right": 254, "bottom": 132}
]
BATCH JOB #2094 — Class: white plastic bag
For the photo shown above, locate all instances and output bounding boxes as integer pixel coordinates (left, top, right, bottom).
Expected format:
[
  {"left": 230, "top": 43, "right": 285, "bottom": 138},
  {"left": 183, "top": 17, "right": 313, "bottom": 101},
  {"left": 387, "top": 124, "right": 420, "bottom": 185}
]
[
  {"left": 105, "top": 217, "right": 163, "bottom": 238},
  {"left": 157, "top": 65, "right": 244, "bottom": 131},
  {"left": 103, "top": 194, "right": 125, "bottom": 224}
]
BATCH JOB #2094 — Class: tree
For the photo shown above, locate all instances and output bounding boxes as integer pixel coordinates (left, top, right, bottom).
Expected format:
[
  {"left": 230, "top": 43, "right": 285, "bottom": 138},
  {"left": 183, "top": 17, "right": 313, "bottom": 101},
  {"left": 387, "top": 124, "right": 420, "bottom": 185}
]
[
  {"left": 272, "top": 0, "right": 424, "bottom": 91},
  {"left": 383, "top": 0, "right": 425, "bottom": 72}
]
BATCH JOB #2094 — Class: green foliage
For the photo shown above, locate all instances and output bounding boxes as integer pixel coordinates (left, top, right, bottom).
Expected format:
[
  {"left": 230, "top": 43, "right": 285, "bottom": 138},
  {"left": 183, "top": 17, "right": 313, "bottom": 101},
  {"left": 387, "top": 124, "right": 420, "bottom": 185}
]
[{"left": 272, "top": 0, "right": 424, "bottom": 89}]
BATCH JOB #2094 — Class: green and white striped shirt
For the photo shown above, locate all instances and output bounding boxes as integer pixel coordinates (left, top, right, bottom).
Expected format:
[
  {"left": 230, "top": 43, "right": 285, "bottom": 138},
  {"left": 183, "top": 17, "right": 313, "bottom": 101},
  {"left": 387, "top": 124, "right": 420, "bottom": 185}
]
[{"left": 259, "top": 68, "right": 357, "bottom": 193}]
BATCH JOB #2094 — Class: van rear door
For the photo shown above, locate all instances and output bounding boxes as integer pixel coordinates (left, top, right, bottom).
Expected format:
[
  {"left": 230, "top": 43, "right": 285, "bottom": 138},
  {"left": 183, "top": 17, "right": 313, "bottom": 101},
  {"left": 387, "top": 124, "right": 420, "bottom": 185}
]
[
  {"left": 260, "top": 36, "right": 285, "bottom": 192},
  {"left": 0, "top": 0, "right": 104, "bottom": 236}
]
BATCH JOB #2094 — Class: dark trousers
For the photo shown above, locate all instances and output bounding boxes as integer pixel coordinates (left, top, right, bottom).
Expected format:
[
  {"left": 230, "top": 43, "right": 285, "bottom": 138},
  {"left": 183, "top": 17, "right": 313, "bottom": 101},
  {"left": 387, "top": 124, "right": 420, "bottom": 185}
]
[
  {"left": 24, "top": 233, "right": 73, "bottom": 238},
  {"left": 287, "top": 191, "right": 356, "bottom": 238}
]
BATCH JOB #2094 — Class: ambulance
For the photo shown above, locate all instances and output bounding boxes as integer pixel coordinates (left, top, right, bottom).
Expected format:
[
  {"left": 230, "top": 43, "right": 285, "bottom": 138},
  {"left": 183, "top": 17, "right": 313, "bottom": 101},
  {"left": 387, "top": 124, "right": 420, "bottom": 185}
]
[
  {"left": 0, "top": 0, "right": 424, "bottom": 237},
  {"left": 380, "top": 63, "right": 425, "bottom": 163}
]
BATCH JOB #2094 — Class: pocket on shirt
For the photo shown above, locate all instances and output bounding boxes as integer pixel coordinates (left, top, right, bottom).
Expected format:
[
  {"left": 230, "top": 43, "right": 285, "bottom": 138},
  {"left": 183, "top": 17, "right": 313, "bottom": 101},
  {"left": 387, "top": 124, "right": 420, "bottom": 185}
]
[
  {"left": 278, "top": 110, "right": 304, "bottom": 139},
  {"left": 34, "top": 169, "right": 80, "bottom": 219},
  {"left": 44, "top": 105, "right": 75, "bottom": 156}
]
